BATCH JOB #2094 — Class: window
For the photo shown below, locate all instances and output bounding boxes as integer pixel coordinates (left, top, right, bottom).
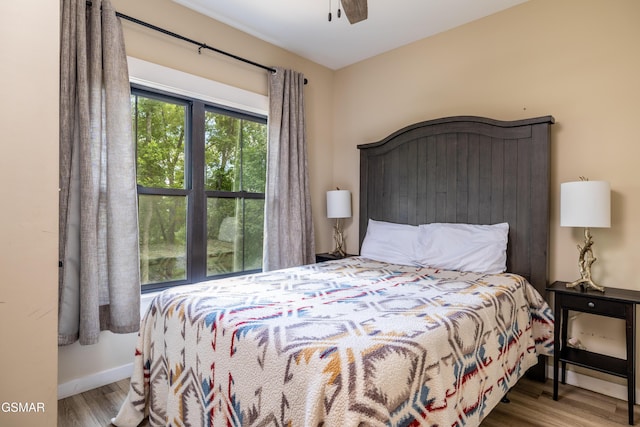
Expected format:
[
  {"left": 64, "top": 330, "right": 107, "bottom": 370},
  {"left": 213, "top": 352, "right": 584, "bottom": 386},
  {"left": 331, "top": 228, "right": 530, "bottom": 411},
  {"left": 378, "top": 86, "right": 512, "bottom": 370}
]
[{"left": 131, "top": 85, "right": 267, "bottom": 291}]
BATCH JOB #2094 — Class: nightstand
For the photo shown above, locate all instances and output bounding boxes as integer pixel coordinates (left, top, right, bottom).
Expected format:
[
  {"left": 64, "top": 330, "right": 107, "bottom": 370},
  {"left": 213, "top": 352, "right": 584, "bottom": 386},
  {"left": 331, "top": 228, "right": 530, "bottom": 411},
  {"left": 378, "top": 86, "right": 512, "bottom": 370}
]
[
  {"left": 548, "top": 281, "right": 640, "bottom": 425},
  {"left": 315, "top": 252, "right": 355, "bottom": 263}
]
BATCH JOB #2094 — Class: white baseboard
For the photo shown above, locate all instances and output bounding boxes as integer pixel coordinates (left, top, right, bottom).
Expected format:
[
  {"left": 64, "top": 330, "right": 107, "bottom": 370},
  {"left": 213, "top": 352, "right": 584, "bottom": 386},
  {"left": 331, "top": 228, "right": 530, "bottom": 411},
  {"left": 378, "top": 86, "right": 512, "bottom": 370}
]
[
  {"left": 548, "top": 363, "right": 634, "bottom": 403},
  {"left": 58, "top": 363, "right": 133, "bottom": 400}
]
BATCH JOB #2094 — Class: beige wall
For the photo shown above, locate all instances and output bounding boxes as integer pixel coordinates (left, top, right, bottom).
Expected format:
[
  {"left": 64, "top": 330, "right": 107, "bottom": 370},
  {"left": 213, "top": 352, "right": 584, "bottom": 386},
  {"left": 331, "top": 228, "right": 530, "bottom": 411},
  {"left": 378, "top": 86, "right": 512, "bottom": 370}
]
[
  {"left": 0, "top": 2, "right": 59, "bottom": 427},
  {"left": 333, "top": 0, "right": 640, "bottom": 384}
]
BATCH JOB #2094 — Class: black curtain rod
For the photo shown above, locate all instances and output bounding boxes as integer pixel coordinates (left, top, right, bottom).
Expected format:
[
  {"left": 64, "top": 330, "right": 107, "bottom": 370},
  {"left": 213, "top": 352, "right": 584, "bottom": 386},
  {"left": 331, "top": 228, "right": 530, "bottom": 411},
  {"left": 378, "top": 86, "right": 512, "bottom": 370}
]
[{"left": 86, "top": 1, "right": 307, "bottom": 84}]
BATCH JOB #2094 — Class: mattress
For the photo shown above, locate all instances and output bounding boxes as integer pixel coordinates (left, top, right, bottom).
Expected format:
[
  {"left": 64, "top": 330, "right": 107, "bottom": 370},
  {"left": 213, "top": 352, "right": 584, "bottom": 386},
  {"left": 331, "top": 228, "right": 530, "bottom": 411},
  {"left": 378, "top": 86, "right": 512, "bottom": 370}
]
[{"left": 113, "top": 257, "right": 553, "bottom": 427}]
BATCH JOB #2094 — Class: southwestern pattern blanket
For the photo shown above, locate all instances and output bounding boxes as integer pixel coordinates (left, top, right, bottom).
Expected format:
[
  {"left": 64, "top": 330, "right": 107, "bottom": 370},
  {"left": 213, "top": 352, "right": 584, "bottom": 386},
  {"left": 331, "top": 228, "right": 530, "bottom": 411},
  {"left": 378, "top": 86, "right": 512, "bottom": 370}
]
[{"left": 113, "top": 257, "right": 553, "bottom": 427}]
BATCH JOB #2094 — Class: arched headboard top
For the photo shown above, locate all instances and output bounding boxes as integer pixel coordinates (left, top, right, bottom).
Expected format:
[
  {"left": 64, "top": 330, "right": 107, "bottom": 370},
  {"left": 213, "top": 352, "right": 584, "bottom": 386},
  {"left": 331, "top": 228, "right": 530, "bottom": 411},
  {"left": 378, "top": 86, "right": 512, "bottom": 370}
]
[
  {"left": 358, "top": 115, "right": 555, "bottom": 151},
  {"left": 358, "top": 115, "right": 555, "bottom": 295}
]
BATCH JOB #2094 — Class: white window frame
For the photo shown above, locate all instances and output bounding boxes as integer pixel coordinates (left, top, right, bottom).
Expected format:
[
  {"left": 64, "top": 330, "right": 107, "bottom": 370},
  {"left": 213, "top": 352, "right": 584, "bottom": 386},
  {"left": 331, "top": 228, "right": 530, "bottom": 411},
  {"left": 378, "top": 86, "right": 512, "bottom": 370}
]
[{"left": 127, "top": 57, "right": 268, "bottom": 117}]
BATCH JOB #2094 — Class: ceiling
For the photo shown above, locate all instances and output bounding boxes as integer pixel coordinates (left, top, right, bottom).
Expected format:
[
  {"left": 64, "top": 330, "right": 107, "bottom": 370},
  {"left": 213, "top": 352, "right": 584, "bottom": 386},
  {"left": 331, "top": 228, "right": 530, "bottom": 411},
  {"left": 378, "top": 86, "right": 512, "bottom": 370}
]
[{"left": 173, "top": 0, "right": 528, "bottom": 70}]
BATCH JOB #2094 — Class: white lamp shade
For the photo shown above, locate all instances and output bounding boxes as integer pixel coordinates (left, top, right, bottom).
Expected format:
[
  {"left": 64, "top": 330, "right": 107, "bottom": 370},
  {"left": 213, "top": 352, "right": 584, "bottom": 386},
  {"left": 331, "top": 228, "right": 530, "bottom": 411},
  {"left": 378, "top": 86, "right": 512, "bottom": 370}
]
[
  {"left": 327, "top": 190, "right": 352, "bottom": 219},
  {"left": 560, "top": 180, "right": 611, "bottom": 228}
]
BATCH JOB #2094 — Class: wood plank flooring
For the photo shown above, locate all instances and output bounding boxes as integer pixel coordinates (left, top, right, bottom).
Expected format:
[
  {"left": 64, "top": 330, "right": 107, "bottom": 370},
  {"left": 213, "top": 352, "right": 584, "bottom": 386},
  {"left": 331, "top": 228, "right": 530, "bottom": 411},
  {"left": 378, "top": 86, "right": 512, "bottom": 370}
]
[
  {"left": 58, "top": 379, "right": 148, "bottom": 427},
  {"left": 58, "top": 377, "right": 638, "bottom": 426}
]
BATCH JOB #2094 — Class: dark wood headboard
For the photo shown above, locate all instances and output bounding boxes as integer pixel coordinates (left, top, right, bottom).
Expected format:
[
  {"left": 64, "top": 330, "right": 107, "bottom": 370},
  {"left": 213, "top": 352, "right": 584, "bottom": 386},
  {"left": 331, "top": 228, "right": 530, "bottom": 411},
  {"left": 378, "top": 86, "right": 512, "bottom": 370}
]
[{"left": 358, "top": 115, "right": 555, "bottom": 296}]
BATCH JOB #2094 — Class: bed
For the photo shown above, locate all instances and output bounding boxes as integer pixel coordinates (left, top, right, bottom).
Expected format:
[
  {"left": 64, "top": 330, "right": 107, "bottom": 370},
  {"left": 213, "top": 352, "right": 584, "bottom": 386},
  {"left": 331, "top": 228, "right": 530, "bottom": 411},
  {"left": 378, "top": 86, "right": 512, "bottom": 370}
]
[{"left": 114, "top": 115, "right": 555, "bottom": 427}]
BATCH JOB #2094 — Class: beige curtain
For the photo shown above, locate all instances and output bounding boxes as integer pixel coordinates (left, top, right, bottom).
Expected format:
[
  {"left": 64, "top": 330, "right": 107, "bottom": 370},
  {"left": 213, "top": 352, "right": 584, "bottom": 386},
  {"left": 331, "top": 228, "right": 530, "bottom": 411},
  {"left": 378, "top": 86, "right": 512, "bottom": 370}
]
[
  {"left": 263, "top": 68, "right": 315, "bottom": 271},
  {"left": 59, "top": 0, "right": 140, "bottom": 345}
]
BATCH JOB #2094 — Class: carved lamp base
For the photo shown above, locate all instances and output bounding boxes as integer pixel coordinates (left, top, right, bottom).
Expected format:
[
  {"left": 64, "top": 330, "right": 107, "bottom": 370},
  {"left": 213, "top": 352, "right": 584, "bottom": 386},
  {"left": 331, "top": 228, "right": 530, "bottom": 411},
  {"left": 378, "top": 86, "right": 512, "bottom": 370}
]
[
  {"left": 565, "top": 227, "right": 605, "bottom": 292},
  {"left": 565, "top": 277, "right": 605, "bottom": 292},
  {"left": 330, "top": 218, "right": 347, "bottom": 258}
]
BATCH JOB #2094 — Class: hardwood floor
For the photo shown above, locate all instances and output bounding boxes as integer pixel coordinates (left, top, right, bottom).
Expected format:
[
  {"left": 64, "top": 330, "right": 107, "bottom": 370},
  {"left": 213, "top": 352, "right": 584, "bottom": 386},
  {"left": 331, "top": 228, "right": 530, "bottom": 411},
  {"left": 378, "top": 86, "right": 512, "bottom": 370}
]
[
  {"left": 58, "top": 379, "right": 148, "bottom": 427},
  {"left": 58, "top": 377, "right": 638, "bottom": 426},
  {"left": 482, "top": 378, "right": 638, "bottom": 427}
]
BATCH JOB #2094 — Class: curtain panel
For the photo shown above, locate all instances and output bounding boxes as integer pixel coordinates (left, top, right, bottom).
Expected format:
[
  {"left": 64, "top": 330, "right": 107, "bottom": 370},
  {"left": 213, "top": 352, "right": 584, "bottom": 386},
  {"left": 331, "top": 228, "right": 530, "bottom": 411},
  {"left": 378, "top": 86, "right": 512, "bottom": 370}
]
[
  {"left": 59, "top": 0, "right": 140, "bottom": 345},
  {"left": 263, "top": 67, "right": 315, "bottom": 271}
]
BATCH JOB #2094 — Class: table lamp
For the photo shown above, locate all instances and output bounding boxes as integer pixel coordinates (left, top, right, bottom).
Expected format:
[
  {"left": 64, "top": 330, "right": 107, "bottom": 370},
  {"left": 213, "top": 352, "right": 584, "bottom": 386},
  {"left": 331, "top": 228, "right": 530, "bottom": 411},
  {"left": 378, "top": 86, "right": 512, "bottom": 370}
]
[
  {"left": 560, "top": 178, "right": 611, "bottom": 292},
  {"left": 326, "top": 189, "right": 351, "bottom": 257}
]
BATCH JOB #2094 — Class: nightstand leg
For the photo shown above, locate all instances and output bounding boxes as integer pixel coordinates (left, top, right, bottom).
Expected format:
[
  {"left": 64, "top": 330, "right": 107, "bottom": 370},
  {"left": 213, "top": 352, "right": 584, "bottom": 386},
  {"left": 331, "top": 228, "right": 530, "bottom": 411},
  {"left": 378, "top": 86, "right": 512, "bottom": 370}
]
[
  {"left": 553, "top": 297, "right": 562, "bottom": 400},
  {"left": 553, "top": 356, "right": 559, "bottom": 400},
  {"left": 626, "top": 305, "right": 635, "bottom": 425},
  {"left": 560, "top": 307, "right": 569, "bottom": 385}
]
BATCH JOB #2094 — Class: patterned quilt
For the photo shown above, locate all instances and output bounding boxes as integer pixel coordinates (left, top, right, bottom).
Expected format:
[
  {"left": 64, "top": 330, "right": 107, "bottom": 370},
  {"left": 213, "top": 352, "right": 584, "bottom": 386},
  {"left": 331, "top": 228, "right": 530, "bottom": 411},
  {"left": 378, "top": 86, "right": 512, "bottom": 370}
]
[{"left": 113, "top": 257, "right": 553, "bottom": 427}]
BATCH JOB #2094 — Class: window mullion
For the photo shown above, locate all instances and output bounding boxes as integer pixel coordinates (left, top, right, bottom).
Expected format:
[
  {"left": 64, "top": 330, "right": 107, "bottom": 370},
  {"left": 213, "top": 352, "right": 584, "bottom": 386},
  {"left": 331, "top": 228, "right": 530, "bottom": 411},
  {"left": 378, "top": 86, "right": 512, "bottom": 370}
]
[{"left": 190, "top": 101, "right": 207, "bottom": 282}]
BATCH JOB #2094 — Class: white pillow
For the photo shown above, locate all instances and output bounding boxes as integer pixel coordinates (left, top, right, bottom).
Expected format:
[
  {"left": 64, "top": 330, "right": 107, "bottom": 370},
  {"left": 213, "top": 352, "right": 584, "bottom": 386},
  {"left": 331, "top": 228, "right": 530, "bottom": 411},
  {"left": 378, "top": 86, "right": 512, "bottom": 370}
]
[
  {"left": 360, "top": 219, "right": 420, "bottom": 266},
  {"left": 415, "top": 222, "right": 509, "bottom": 274}
]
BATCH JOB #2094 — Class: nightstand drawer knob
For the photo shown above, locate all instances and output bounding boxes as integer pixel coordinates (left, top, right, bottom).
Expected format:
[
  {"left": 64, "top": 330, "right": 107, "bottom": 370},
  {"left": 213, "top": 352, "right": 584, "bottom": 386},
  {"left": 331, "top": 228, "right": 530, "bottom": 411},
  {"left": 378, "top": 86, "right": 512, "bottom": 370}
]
[{"left": 588, "top": 301, "right": 595, "bottom": 308}]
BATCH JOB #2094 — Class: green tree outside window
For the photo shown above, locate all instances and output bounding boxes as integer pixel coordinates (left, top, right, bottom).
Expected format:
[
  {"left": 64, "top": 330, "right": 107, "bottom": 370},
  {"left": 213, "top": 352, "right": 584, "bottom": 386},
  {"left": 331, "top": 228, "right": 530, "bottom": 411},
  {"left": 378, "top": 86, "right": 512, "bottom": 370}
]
[{"left": 132, "top": 87, "right": 266, "bottom": 289}]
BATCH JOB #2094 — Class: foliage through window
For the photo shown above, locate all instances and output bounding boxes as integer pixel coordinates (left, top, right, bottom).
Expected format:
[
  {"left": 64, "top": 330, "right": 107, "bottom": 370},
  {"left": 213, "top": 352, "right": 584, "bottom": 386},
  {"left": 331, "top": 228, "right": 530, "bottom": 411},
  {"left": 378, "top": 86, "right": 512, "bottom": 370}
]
[{"left": 131, "top": 86, "right": 267, "bottom": 291}]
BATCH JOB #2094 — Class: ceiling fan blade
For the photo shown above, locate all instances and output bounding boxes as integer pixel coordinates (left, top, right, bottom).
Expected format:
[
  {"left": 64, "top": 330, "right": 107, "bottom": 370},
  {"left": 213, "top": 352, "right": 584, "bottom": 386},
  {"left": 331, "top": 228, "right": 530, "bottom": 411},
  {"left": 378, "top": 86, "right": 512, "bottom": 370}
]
[{"left": 341, "top": 0, "right": 368, "bottom": 24}]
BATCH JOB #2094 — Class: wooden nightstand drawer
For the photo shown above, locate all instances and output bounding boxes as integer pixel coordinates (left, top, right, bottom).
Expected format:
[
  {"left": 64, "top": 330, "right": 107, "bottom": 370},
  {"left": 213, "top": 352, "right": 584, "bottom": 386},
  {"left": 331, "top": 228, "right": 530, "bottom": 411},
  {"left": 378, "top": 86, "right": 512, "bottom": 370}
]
[{"left": 560, "top": 293, "right": 626, "bottom": 318}]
